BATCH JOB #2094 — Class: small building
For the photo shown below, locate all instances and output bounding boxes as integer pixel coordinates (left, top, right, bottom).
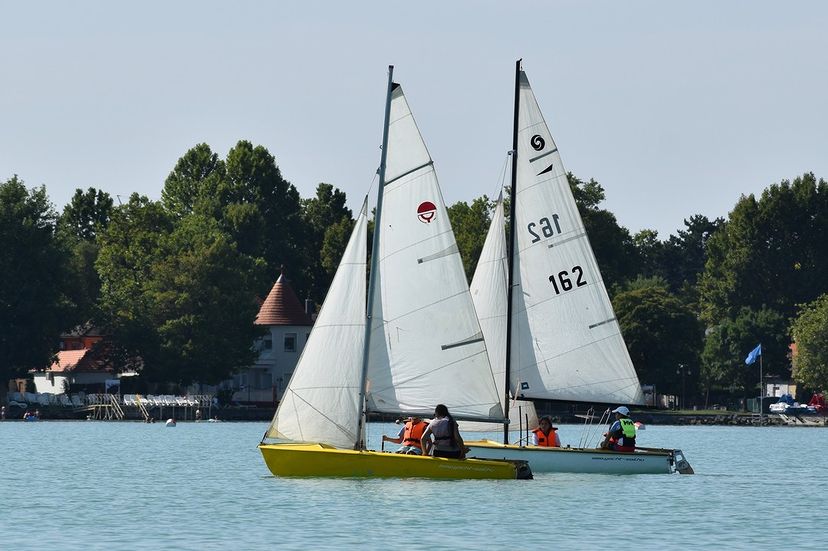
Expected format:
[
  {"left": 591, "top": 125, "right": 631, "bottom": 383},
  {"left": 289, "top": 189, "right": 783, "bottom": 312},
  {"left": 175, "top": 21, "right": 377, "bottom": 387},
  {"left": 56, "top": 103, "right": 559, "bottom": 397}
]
[
  {"left": 33, "top": 346, "right": 114, "bottom": 394},
  {"left": 232, "top": 270, "right": 313, "bottom": 404},
  {"left": 765, "top": 379, "right": 797, "bottom": 399},
  {"left": 60, "top": 322, "right": 104, "bottom": 351},
  {"left": 31, "top": 325, "right": 139, "bottom": 395}
]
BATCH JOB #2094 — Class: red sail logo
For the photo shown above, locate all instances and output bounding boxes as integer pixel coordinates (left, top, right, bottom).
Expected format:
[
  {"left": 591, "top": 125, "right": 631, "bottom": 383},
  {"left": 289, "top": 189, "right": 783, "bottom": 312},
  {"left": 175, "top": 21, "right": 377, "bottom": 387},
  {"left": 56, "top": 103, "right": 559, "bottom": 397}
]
[{"left": 417, "top": 201, "right": 437, "bottom": 223}]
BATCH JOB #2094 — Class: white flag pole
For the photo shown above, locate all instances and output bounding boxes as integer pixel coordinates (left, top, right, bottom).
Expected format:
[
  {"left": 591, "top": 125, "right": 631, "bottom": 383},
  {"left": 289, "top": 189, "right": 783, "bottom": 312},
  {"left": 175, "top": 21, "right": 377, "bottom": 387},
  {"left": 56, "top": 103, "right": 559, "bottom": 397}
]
[{"left": 759, "top": 348, "right": 764, "bottom": 425}]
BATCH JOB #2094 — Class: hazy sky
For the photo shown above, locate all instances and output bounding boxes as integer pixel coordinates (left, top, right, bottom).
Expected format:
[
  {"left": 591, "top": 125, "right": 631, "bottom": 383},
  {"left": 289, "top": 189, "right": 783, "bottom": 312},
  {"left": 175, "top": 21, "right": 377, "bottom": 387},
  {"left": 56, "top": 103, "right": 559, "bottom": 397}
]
[{"left": 2, "top": 1, "right": 826, "bottom": 237}]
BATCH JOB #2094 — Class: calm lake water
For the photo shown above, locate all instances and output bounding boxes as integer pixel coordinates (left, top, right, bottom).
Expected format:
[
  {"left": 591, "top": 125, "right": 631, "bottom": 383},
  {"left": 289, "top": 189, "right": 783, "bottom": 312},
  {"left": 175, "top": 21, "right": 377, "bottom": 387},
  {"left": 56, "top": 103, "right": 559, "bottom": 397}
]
[{"left": 1, "top": 420, "right": 825, "bottom": 550}]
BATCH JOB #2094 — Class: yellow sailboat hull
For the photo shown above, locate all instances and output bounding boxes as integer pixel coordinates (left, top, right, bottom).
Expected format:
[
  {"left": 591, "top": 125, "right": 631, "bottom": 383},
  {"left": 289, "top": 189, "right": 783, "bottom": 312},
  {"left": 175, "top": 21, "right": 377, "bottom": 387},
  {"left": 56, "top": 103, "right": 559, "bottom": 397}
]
[{"left": 259, "top": 442, "right": 530, "bottom": 479}]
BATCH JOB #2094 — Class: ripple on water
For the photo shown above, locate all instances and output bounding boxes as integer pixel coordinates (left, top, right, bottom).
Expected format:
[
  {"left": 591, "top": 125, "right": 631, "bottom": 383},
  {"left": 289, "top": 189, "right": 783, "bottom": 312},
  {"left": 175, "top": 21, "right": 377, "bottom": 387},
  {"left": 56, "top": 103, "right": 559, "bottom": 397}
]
[{"left": 1, "top": 422, "right": 826, "bottom": 550}]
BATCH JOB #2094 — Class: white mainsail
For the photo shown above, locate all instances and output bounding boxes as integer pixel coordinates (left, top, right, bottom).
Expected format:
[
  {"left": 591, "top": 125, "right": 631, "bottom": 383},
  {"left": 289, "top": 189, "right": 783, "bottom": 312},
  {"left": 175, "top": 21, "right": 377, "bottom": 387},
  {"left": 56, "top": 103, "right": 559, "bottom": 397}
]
[
  {"left": 264, "top": 205, "right": 368, "bottom": 449},
  {"left": 365, "top": 83, "right": 505, "bottom": 422},
  {"left": 465, "top": 195, "right": 537, "bottom": 431},
  {"left": 510, "top": 69, "right": 644, "bottom": 405}
]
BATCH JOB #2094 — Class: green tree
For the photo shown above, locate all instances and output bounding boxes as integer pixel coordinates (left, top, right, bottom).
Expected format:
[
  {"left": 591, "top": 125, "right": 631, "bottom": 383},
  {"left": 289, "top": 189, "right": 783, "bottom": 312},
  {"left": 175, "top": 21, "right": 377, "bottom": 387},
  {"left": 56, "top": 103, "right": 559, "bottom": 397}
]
[
  {"left": 320, "top": 216, "right": 356, "bottom": 282},
  {"left": 632, "top": 229, "right": 663, "bottom": 279},
  {"left": 59, "top": 187, "right": 114, "bottom": 240},
  {"left": 635, "top": 216, "right": 722, "bottom": 295},
  {"left": 61, "top": 239, "right": 102, "bottom": 326},
  {"left": 661, "top": 215, "right": 723, "bottom": 291},
  {"left": 58, "top": 187, "right": 115, "bottom": 324},
  {"left": 98, "top": 194, "right": 266, "bottom": 384},
  {"left": 300, "top": 183, "right": 353, "bottom": 302},
  {"left": 161, "top": 143, "right": 226, "bottom": 219},
  {"left": 221, "top": 140, "right": 304, "bottom": 289},
  {"left": 701, "top": 307, "right": 790, "bottom": 401},
  {"left": 162, "top": 141, "right": 306, "bottom": 297},
  {"left": 791, "top": 294, "right": 828, "bottom": 391},
  {"left": 149, "top": 215, "right": 266, "bottom": 384},
  {"left": 0, "top": 176, "right": 72, "bottom": 384},
  {"left": 700, "top": 173, "right": 828, "bottom": 324},
  {"left": 96, "top": 194, "right": 173, "bottom": 380},
  {"left": 613, "top": 278, "right": 703, "bottom": 401},
  {"left": 447, "top": 196, "right": 494, "bottom": 281}
]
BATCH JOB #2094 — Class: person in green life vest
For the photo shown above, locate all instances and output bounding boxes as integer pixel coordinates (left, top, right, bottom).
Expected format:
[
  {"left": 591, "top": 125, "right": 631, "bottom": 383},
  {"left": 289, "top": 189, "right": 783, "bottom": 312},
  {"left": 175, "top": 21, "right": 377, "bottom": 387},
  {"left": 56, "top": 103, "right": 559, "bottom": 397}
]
[{"left": 600, "top": 406, "right": 636, "bottom": 452}]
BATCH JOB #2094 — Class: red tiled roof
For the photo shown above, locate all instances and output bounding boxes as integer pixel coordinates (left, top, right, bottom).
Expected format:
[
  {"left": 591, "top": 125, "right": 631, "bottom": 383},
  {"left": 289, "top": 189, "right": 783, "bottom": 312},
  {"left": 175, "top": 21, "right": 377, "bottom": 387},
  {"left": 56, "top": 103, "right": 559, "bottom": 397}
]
[
  {"left": 49, "top": 349, "right": 90, "bottom": 373},
  {"left": 255, "top": 273, "right": 313, "bottom": 326}
]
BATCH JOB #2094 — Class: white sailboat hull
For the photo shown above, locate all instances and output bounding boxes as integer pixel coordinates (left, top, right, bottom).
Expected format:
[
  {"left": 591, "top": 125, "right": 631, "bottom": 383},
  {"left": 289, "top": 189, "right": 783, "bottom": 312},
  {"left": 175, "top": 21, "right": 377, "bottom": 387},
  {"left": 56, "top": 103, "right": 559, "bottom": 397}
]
[{"left": 465, "top": 440, "right": 681, "bottom": 474}]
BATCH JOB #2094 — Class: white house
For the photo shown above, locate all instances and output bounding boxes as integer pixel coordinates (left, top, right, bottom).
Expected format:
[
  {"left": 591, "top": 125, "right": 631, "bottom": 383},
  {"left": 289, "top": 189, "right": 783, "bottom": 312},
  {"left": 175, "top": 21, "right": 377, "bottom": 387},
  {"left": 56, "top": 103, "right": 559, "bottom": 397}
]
[
  {"left": 33, "top": 348, "right": 113, "bottom": 394},
  {"left": 233, "top": 271, "right": 313, "bottom": 404}
]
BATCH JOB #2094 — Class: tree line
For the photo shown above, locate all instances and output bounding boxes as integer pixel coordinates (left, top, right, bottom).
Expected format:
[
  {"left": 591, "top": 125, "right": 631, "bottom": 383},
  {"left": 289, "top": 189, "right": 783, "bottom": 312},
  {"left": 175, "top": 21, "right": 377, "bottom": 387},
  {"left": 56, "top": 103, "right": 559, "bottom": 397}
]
[{"left": 2, "top": 139, "right": 827, "bottom": 405}]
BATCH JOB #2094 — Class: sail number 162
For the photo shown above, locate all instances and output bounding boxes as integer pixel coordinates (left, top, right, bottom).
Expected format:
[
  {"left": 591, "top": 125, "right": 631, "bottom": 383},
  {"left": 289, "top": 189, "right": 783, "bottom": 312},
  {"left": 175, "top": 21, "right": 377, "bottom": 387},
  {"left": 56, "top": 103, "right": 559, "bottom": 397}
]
[
  {"left": 549, "top": 266, "right": 587, "bottom": 294},
  {"left": 528, "top": 214, "right": 561, "bottom": 243}
]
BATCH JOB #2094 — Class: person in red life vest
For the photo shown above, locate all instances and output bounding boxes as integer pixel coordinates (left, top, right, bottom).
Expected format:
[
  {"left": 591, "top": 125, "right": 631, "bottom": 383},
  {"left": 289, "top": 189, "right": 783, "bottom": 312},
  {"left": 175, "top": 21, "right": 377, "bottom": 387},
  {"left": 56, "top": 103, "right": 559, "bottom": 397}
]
[
  {"left": 382, "top": 416, "right": 429, "bottom": 455},
  {"left": 600, "top": 406, "right": 636, "bottom": 452},
  {"left": 531, "top": 416, "right": 561, "bottom": 447}
]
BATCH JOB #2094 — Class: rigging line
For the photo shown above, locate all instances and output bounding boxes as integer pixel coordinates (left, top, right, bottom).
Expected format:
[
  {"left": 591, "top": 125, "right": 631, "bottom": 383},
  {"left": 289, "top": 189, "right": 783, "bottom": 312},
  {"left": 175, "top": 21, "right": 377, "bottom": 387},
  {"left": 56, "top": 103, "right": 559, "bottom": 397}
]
[
  {"left": 365, "top": 171, "right": 379, "bottom": 207},
  {"left": 285, "top": 389, "right": 357, "bottom": 441},
  {"left": 488, "top": 151, "right": 511, "bottom": 202}
]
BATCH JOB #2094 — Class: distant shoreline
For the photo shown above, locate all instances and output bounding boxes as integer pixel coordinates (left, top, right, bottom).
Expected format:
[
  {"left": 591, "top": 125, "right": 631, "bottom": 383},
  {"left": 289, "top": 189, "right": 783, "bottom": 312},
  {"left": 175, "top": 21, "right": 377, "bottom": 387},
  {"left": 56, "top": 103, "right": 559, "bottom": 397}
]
[{"left": 3, "top": 408, "right": 827, "bottom": 427}]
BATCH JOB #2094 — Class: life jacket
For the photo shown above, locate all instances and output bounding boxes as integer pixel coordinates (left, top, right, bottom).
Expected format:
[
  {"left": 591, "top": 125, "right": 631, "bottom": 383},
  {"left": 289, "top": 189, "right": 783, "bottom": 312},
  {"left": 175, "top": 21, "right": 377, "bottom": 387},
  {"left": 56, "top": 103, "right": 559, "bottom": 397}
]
[
  {"left": 402, "top": 420, "right": 427, "bottom": 447},
  {"left": 431, "top": 417, "right": 459, "bottom": 449},
  {"left": 532, "top": 428, "right": 559, "bottom": 447},
  {"left": 609, "top": 417, "right": 636, "bottom": 450}
]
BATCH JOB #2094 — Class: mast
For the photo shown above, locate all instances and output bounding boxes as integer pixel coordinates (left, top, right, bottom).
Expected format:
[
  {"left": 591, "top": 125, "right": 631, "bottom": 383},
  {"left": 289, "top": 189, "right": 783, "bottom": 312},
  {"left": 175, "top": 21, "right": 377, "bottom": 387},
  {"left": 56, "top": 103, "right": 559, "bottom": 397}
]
[
  {"left": 355, "top": 65, "right": 395, "bottom": 450},
  {"left": 503, "top": 58, "right": 521, "bottom": 444}
]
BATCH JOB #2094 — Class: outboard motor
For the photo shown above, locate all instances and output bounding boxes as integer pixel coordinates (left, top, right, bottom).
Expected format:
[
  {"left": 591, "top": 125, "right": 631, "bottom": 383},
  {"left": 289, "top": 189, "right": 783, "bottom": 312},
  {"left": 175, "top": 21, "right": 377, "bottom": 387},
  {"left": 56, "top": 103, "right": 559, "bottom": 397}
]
[{"left": 672, "top": 449, "right": 694, "bottom": 474}]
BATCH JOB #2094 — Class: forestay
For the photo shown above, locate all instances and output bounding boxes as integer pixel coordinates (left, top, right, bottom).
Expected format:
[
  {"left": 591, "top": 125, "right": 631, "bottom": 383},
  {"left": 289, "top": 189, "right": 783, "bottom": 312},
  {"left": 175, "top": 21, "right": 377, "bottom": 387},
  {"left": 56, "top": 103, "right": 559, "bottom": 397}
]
[
  {"left": 510, "top": 70, "right": 644, "bottom": 405},
  {"left": 264, "top": 205, "right": 368, "bottom": 449},
  {"left": 366, "top": 84, "right": 505, "bottom": 422}
]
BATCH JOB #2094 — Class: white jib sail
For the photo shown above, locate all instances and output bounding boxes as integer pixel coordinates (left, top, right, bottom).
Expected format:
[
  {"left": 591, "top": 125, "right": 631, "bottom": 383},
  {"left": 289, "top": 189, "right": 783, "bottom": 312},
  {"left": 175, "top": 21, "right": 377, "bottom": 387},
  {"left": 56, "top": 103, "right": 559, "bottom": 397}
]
[
  {"left": 510, "top": 70, "right": 644, "bottom": 405},
  {"left": 464, "top": 195, "right": 537, "bottom": 431},
  {"left": 366, "top": 83, "right": 504, "bottom": 422},
  {"left": 264, "top": 204, "right": 368, "bottom": 448}
]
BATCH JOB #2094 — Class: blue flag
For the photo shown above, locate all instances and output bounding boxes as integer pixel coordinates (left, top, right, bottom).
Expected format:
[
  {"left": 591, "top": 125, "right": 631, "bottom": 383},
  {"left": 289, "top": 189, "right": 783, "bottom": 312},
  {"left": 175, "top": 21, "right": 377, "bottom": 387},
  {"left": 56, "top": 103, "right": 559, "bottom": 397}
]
[{"left": 745, "top": 344, "right": 762, "bottom": 365}]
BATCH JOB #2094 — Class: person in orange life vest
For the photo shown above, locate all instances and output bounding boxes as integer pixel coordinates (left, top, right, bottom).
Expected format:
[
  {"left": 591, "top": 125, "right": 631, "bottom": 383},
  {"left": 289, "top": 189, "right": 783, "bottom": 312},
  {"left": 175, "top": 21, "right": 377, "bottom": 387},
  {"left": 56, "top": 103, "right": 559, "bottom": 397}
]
[
  {"left": 600, "top": 406, "right": 636, "bottom": 452},
  {"left": 383, "top": 416, "right": 429, "bottom": 455},
  {"left": 531, "top": 416, "right": 561, "bottom": 447}
]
